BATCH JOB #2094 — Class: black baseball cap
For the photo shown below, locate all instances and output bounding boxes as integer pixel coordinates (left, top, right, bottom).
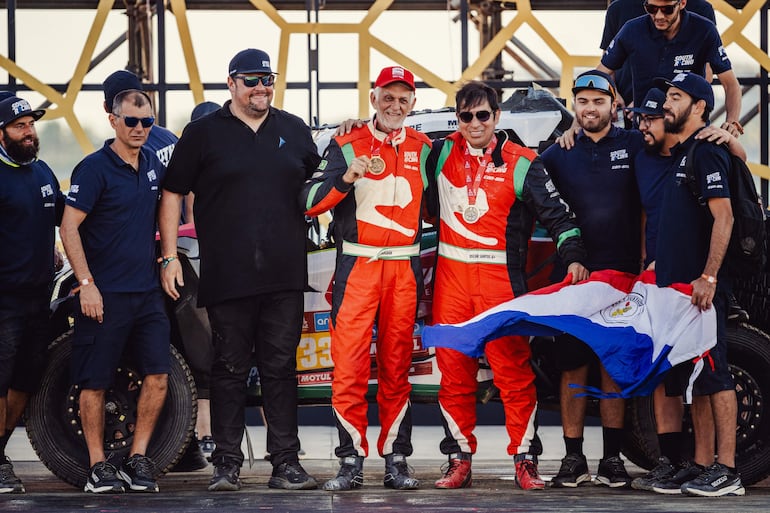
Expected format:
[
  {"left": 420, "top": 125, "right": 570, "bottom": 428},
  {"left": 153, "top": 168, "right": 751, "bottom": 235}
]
[
  {"left": 654, "top": 72, "right": 715, "bottom": 111},
  {"left": 625, "top": 88, "right": 666, "bottom": 116},
  {"left": 0, "top": 96, "right": 45, "bottom": 128},
  {"left": 103, "top": 70, "right": 143, "bottom": 111},
  {"left": 572, "top": 69, "right": 617, "bottom": 100},
  {"left": 228, "top": 49, "right": 277, "bottom": 76}
]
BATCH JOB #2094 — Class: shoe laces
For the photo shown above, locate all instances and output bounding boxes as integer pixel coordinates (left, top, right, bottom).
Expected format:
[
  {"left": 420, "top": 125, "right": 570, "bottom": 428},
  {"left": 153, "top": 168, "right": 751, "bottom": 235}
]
[
  {"left": 129, "top": 455, "right": 155, "bottom": 477},
  {"left": 602, "top": 457, "right": 626, "bottom": 474},
  {"left": 440, "top": 458, "right": 467, "bottom": 477},
  {"left": 559, "top": 453, "right": 584, "bottom": 472},
  {"left": 0, "top": 463, "right": 17, "bottom": 481},
  {"left": 518, "top": 459, "right": 539, "bottom": 479}
]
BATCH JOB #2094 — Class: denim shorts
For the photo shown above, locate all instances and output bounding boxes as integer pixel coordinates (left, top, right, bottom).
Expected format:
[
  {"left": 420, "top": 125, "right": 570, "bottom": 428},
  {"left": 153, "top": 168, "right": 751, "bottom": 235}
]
[{"left": 71, "top": 289, "right": 170, "bottom": 389}]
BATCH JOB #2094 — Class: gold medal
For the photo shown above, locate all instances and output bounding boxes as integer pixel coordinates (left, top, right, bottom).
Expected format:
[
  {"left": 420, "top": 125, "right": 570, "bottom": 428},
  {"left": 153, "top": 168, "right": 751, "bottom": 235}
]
[
  {"left": 369, "top": 156, "right": 386, "bottom": 175},
  {"left": 463, "top": 205, "right": 480, "bottom": 224}
]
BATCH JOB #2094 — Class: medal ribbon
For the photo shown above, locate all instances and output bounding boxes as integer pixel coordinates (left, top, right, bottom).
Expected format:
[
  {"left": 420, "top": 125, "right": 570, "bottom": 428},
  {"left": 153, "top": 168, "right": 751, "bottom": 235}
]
[
  {"left": 463, "top": 136, "right": 497, "bottom": 206},
  {"left": 371, "top": 129, "right": 401, "bottom": 159}
]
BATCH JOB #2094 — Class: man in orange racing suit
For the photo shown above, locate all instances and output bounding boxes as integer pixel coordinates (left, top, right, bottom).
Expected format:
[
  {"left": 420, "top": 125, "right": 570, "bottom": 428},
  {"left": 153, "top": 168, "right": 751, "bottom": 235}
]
[
  {"left": 301, "top": 66, "right": 431, "bottom": 492},
  {"left": 427, "top": 81, "right": 588, "bottom": 490}
]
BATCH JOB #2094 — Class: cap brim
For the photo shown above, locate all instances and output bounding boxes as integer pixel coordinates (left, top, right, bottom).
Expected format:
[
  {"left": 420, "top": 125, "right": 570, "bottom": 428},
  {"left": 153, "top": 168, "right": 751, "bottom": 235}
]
[
  {"left": 230, "top": 69, "right": 278, "bottom": 76},
  {"left": 3, "top": 109, "right": 45, "bottom": 126},
  {"left": 376, "top": 79, "right": 415, "bottom": 91},
  {"left": 653, "top": 77, "right": 673, "bottom": 91},
  {"left": 625, "top": 106, "right": 660, "bottom": 115},
  {"left": 571, "top": 86, "right": 614, "bottom": 99}
]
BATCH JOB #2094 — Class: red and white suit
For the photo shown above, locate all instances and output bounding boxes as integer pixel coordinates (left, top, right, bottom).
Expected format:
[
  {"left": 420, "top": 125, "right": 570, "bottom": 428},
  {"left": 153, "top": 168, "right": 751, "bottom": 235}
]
[
  {"left": 302, "top": 120, "right": 432, "bottom": 458},
  {"left": 427, "top": 131, "right": 585, "bottom": 456}
]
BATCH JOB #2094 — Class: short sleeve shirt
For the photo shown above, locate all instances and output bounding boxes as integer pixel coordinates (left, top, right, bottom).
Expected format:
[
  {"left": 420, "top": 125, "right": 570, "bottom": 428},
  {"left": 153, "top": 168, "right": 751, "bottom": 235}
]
[
  {"left": 655, "top": 132, "right": 731, "bottom": 286},
  {"left": 0, "top": 157, "right": 62, "bottom": 291},
  {"left": 541, "top": 126, "right": 644, "bottom": 274},
  {"left": 163, "top": 102, "right": 321, "bottom": 307},
  {"left": 602, "top": 10, "right": 731, "bottom": 109},
  {"left": 635, "top": 149, "right": 671, "bottom": 266},
  {"left": 66, "top": 141, "right": 165, "bottom": 292},
  {"left": 145, "top": 125, "right": 178, "bottom": 169}
]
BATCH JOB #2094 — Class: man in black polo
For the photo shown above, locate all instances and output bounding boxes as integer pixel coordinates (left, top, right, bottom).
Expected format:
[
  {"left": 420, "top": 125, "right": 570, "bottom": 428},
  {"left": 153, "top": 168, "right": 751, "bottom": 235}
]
[
  {"left": 158, "top": 48, "right": 321, "bottom": 492},
  {"left": 61, "top": 90, "right": 170, "bottom": 494},
  {"left": 0, "top": 95, "right": 63, "bottom": 494}
]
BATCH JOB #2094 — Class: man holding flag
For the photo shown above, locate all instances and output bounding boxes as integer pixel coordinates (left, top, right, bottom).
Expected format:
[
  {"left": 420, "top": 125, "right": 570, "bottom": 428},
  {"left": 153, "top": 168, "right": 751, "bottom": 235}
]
[{"left": 425, "top": 81, "right": 588, "bottom": 490}]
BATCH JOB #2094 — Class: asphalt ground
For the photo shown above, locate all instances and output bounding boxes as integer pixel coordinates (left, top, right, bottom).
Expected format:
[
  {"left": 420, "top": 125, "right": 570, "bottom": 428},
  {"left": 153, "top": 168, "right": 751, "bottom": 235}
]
[{"left": 3, "top": 426, "right": 768, "bottom": 513}]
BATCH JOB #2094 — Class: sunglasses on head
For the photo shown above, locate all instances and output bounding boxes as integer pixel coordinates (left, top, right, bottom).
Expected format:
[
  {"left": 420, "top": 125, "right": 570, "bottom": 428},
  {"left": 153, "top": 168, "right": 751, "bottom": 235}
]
[
  {"left": 643, "top": 1, "right": 680, "bottom": 15},
  {"left": 117, "top": 115, "right": 155, "bottom": 128},
  {"left": 234, "top": 74, "right": 275, "bottom": 87},
  {"left": 458, "top": 110, "right": 492, "bottom": 123},
  {"left": 573, "top": 74, "right": 617, "bottom": 100}
]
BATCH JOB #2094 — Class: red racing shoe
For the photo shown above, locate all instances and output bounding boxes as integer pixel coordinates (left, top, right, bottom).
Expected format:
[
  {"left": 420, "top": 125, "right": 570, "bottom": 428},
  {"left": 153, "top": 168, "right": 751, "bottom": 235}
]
[
  {"left": 435, "top": 453, "right": 472, "bottom": 489},
  {"left": 515, "top": 456, "right": 545, "bottom": 490}
]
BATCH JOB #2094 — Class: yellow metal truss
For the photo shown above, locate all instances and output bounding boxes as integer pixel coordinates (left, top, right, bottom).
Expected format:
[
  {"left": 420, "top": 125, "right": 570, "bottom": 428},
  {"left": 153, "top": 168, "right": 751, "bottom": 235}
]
[{"left": 0, "top": 0, "right": 768, "bottom": 178}]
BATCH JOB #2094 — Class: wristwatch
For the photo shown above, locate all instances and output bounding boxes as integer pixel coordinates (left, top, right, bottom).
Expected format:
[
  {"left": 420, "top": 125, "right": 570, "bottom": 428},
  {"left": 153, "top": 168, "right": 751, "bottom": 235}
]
[
  {"left": 701, "top": 274, "right": 717, "bottom": 284},
  {"left": 80, "top": 277, "right": 93, "bottom": 286}
]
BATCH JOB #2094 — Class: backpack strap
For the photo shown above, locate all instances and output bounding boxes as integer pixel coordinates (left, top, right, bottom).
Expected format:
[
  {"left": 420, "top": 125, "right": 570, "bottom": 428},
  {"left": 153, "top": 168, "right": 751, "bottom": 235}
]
[{"left": 684, "top": 139, "right": 707, "bottom": 207}]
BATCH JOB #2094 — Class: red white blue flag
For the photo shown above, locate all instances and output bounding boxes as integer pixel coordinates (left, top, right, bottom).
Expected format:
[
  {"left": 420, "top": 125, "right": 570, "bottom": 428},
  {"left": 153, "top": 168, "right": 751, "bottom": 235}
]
[{"left": 422, "top": 270, "right": 716, "bottom": 399}]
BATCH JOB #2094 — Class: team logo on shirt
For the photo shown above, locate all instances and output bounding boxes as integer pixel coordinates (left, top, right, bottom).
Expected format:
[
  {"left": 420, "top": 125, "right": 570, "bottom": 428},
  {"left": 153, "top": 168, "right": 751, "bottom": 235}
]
[
  {"left": 40, "top": 184, "right": 53, "bottom": 197},
  {"left": 610, "top": 149, "right": 628, "bottom": 162},
  {"left": 719, "top": 45, "right": 729, "bottom": 61},
  {"left": 69, "top": 184, "right": 79, "bottom": 194},
  {"left": 403, "top": 151, "right": 419, "bottom": 163},
  {"left": 147, "top": 169, "right": 157, "bottom": 182},
  {"left": 674, "top": 54, "right": 695, "bottom": 68}
]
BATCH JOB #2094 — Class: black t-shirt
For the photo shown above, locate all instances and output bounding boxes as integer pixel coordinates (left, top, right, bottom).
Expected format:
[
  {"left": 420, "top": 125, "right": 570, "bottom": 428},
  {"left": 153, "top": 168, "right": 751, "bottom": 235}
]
[
  {"left": 163, "top": 102, "right": 321, "bottom": 307},
  {"left": 655, "top": 132, "right": 731, "bottom": 287}
]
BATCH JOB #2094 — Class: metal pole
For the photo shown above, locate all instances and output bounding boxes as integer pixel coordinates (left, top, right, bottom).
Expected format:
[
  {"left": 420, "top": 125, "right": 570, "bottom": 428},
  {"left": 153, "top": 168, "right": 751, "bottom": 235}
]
[
  {"left": 157, "top": 0, "right": 168, "bottom": 126},
  {"left": 7, "top": 0, "right": 16, "bottom": 91},
  {"left": 762, "top": 1, "right": 769, "bottom": 207}
]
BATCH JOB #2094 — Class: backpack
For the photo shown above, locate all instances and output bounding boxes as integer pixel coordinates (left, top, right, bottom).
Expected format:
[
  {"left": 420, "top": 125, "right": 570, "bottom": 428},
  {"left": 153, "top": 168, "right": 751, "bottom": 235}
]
[{"left": 684, "top": 140, "right": 767, "bottom": 277}]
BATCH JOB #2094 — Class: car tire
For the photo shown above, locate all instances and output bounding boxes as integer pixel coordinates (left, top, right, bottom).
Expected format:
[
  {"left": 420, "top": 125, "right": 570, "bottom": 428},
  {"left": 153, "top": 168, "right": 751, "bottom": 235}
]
[
  {"left": 622, "top": 322, "right": 770, "bottom": 486},
  {"left": 25, "top": 330, "right": 197, "bottom": 488}
]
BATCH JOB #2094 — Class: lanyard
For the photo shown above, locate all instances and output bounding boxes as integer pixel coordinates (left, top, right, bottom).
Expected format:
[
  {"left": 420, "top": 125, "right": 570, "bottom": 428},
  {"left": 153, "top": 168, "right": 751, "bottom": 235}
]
[
  {"left": 463, "top": 137, "right": 497, "bottom": 206},
  {"left": 369, "top": 128, "right": 400, "bottom": 175}
]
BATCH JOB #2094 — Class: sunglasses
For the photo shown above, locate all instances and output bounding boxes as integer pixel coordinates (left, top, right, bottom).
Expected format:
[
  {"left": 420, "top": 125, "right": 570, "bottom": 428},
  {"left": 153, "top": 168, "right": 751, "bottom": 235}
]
[
  {"left": 117, "top": 115, "right": 155, "bottom": 128},
  {"left": 643, "top": 1, "right": 680, "bottom": 15},
  {"left": 573, "top": 74, "right": 617, "bottom": 100},
  {"left": 234, "top": 75, "right": 275, "bottom": 87},
  {"left": 458, "top": 110, "right": 492, "bottom": 123}
]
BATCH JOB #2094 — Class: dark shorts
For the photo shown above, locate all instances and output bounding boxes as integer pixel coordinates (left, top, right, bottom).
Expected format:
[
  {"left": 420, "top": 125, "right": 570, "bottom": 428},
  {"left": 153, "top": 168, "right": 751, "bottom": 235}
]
[
  {"left": 551, "top": 333, "right": 597, "bottom": 371},
  {"left": 665, "top": 290, "right": 733, "bottom": 398},
  {"left": 71, "top": 289, "right": 170, "bottom": 389},
  {"left": 0, "top": 286, "right": 52, "bottom": 395}
]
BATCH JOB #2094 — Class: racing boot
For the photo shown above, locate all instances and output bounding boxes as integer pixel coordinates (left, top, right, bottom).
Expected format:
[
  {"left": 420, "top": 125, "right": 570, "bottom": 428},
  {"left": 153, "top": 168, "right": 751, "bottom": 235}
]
[
  {"left": 383, "top": 453, "right": 419, "bottom": 490},
  {"left": 435, "top": 452, "right": 472, "bottom": 489},
  {"left": 323, "top": 455, "right": 364, "bottom": 491},
  {"left": 514, "top": 454, "right": 545, "bottom": 490}
]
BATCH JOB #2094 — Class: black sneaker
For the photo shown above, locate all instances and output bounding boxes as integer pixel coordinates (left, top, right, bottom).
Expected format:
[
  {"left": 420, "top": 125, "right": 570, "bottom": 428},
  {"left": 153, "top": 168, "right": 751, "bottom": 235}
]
[
  {"left": 268, "top": 461, "right": 318, "bottom": 490},
  {"left": 0, "top": 460, "right": 24, "bottom": 494},
  {"left": 651, "top": 460, "right": 703, "bottom": 494},
  {"left": 727, "top": 294, "right": 749, "bottom": 322},
  {"left": 680, "top": 463, "right": 745, "bottom": 497},
  {"left": 383, "top": 453, "right": 419, "bottom": 490},
  {"left": 199, "top": 436, "right": 216, "bottom": 462},
  {"left": 171, "top": 442, "right": 209, "bottom": 472},
  {"left": 595, "top": 455, "right": 632, "bottom": 488},
  {"left": 551, "top": 453, "right": 590, "bottom": 488},
  {"left": 208, "top": 459, "right": 241, "bottom": 491},
  {"left": 631, "top": 456, "right": 676, "bottom": 491},
  {"left": 323, "top": 455, "right": 364, "bottom": 491},
  {"left": 117, "top": 454, "right": 159, "bottom": 492},
  {"left": 85, "top": 461, "right": 125, "bottom": 494}
]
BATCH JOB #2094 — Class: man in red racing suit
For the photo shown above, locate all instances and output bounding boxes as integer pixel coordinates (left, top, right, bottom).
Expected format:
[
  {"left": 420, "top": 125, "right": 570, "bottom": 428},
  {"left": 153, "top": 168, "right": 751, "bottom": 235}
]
[
  {"left": 426, "top": 81, "right": 588, "bottom": 490},
  {"left": 301, "top": 66, "right": 431, "bottom": 492}
]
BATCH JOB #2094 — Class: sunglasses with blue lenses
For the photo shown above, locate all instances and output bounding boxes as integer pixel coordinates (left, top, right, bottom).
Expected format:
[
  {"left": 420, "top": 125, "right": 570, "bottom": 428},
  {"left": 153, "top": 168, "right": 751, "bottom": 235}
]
[
  {"left": 643, "top": 1, "right": 680, "bottom": 15},
  {"left": 234, "top": 75, "right": 275, "bottom": 87},
  {"left": 573, "top": 74, "right": 617, "bottom": 99},
  {"left": 117, "top": 115, "right": 155, "bottom": 128},
  {"left": 458, "top": 110, "right": 492, "bottom": 123}
]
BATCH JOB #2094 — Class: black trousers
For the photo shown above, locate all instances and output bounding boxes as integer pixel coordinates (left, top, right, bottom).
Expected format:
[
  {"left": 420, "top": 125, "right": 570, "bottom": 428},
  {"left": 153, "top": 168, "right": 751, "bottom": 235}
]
[{"left": 207, "top": 291, "right": 303, "bottom": 467}]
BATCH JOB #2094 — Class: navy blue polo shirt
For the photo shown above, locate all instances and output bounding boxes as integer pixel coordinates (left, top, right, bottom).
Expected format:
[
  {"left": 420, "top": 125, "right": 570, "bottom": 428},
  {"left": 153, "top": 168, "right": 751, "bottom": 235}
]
[
  {"left": 66, "top": 141, "right": 164, "bottom": 292},
  {"left": 541, "top": 126, "right": 644, "bottom": 274},
  {"left": 163, "top": 102, "right": 321, "bottom": 307},
  {"left": 655, "top": 131, "right": 731, "bottom": 287},
  {"left": 0, "top": 156, "right": 63, "bottom": 291},
  {"left": 600, "top": 0, "right": 716, "bottom": 104},
  {"left": 635, "top": 149, "right": 671, "bottom": 266},
  {"left": 146, "top": 125, "right": 177, "bottom": 168},
  {"left": 602, "top": 10, "right": 731, "bottom": 109}
]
